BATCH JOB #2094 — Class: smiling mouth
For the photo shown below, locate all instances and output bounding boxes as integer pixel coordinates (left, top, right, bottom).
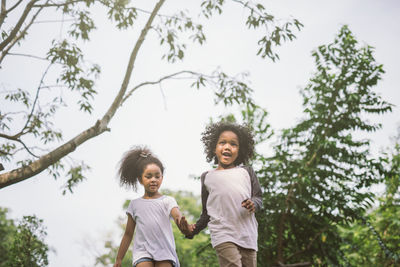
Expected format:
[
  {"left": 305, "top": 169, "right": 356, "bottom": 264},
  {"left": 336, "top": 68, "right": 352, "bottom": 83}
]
[{"left": 222, "top": 152, "right": 231, "bottom": 157}]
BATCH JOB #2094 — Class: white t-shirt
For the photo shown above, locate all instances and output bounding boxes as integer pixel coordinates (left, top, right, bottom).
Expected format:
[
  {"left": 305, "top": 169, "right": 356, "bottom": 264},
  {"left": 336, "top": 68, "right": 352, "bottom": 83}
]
[
  {"left": 126, "top": 195, "right": 180, "bottom": 266},
  {"left": 204, "top": 167, "right": 259, "bottom": 250}
]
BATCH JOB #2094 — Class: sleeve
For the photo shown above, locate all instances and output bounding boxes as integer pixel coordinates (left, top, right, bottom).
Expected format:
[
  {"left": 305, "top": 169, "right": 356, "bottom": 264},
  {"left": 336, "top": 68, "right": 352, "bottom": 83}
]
[
  {"left": 125, "top": 200, "right": 135, "bottom": 221},
  {"left": 186, "top": 171, "right": 210, "bottom": 239},
  {"left": 244, "top": 166, "right": 263, "bottom": 212},
  {"left": 164, "top": 196, "right": 179, "bottom": 216}
]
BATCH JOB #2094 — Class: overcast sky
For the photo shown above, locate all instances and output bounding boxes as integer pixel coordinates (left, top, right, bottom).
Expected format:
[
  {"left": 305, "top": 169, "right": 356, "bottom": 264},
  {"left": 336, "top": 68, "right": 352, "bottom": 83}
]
[{"left": 1, "top": 1, "right": 399, "bottom": 266}]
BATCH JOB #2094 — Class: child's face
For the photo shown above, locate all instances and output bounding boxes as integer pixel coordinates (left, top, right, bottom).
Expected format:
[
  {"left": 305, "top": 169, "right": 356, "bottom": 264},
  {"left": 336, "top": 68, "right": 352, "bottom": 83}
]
[
  {"left": 215, "top": 130, "right": 239, "bottom": 169},
  {"left": 140, "top": 163, "right": 163, "bottom": 196}
]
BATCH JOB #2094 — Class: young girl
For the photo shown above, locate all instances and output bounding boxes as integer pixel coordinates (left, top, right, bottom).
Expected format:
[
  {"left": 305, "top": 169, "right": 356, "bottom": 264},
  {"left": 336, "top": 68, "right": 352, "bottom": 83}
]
[
  {"left": 114, "top": 147, "right": 182, "bottom": 267},
  {"left": 180, "top": 122, "right": 262, "bottom": 267}
]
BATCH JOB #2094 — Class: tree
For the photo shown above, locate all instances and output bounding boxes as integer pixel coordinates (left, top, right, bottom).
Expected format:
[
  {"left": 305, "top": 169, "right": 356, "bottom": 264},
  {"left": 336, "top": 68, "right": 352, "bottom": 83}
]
[
  {"left": 0, "top": 208, "right": 49, "bottom": 267},
  {"left": 339, "top": 130, "right": 400, "bottom": 266},
  {"left": 253, "top": 25, "right": 392, "bottom": 266},
  {"left": 0, "top": 0, "right": 302, "bottom": 191},
  {"left": 93, "top": 189, "right": 219, "bottom": 266}
]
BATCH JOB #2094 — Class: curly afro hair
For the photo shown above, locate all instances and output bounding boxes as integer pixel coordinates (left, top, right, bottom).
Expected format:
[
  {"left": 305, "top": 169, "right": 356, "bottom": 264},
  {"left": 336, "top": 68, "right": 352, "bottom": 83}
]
[
  {"left": 118, "top": 146, "right": 164, "bottom": 191},
  {"left": 201, "top": 121, "right": 255, "bottom": 166}
]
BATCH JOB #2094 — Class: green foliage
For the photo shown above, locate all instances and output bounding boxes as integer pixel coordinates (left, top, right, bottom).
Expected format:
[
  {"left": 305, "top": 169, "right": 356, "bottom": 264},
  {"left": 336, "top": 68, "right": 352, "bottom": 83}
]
[
  {"left": 0, "top": 208, "right": 15, "bottom": 265},
  {"left": 62, "top": 161, "right": 91, "bottom": 195},
  {"left": 339, "top": 135, "right": 400, "bottom": 266},
  {"left": 0, "top": 0, "right": 302, "bottom": 191},
  {"left": 0, "top": 209, "right": 49, "bottom": 267},
  {"left": 252, "top": 25, "right": 393, "bottom": 265}
]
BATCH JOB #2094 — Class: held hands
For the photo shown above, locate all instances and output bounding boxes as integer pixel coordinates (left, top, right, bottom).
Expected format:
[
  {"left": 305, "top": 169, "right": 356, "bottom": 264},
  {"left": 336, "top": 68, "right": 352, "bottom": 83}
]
[
  {"left": 176, "top": 216, "right": 195, "bottom": 237},
  {"left": 242, "top": 198, "right": 256, "bottom": 213}
]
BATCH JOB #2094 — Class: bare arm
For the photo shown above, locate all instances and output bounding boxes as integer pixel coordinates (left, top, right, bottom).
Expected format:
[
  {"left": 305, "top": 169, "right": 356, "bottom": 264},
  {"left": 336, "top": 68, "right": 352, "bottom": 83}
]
[
  {"left": 170, "top": 206, "right": 182, "bottom": 225},
  {"left": 114, "top": 215, "right": 136, "bottom": 267}
]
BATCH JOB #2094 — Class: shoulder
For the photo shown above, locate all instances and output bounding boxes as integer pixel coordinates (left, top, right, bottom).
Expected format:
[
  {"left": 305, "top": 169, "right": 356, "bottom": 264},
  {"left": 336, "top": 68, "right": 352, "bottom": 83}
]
[
  {"left": 200, "top": 171, "right": 209, "bottom": 178},
  {"left": 128, "top": 197, "right": 141, "bottom": 209},
  {"left": 240, "top": 165, "right": 255, "bottom": 175},
  {"left": 200, "top": 170, "right": 210, "bottom": 183},
  {"left": 161, "top": 195, "right": 178, "bottom": 205},
  {"left": 162, "top": 195, "right": 176, "bottom": 202}
]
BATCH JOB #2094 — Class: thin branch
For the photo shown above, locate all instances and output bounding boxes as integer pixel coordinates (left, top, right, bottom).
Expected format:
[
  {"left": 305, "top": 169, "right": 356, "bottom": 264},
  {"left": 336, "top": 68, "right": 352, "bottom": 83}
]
[
  {"left": 277, "top": 182, "right": 296, "bottom": 263},
  {"left": 0, "top": 133, "right": 39, "bottom": 158},
  {"left": 0, "top": 0, "right": 38, "bottom": 51},
  {"left": 6, "top": 0, "right": 23, "bottom": 13},
  {"left": 16, "top": 138, "right": 39, "bottom": 158},
  {"left": 16, "top": 62, "right": 53, "bottom": 138},
  {"left": 0, "top": 132, "right": 15, "bottom": 140},
  {"left": 0, "top": 0, "right": 24, "bottom": 28},
  {"left": 0, "top": 1, "right": 46, "bottom": 64},
  {"left": 32, "top": 0, "right": 85, "bottom": 8},
  {"left": 33, "top": 18, "right": 75, "bottom": 24},
  {"left": 102, "top": 0, "right": 166, "bottom": 125},
  {"left": 7, "top": 52, "right": 48, "bottom": 61},
  {"left": 121, "top": 70, "right": 199, "bottom": 105}
]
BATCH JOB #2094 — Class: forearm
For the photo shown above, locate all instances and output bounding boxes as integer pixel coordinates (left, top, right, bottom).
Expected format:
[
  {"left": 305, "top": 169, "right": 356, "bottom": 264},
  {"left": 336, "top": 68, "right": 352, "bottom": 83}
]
[
  {"left": 115, "top": 233, "right": 133, "bottom": 262},
  {"left": 188, "top": 212, "right": 209, "bottom": 238},
  {"left": 115, "top": 215, "right": 135, "bottom": 264},
  {"left": 170, "top": 207, "right": 182, "bottom": 225}
]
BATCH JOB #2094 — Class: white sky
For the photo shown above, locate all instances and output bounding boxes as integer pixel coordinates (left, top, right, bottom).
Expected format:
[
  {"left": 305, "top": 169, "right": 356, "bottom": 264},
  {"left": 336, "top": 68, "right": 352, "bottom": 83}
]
[{"left": 1, "top": 1, "right": 400, "bottom": 266}]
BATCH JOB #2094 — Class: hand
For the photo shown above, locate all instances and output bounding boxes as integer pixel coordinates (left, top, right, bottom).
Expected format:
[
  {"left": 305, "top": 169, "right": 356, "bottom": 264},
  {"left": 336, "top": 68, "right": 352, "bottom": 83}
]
[
  {"left": 178, "top": 216, "right": 195, "bottom": 237},
  {"left": 114, "top": 259, "right": 122, "bottom": 267},
  {"left": 241, "top": 198, "right": 255, "bottom": 213}
]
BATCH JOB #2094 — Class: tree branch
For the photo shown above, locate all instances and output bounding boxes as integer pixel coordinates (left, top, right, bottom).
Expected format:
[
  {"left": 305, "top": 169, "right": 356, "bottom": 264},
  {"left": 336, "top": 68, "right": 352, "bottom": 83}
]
[
  {"left": 0, "top": 0, "right": 6, "bottom": 28},
  {"left": 100, "top": 0, "right": 165, "bottom": 126},
  {"left": 0, "top": 0, "right": 166, "bottom": 189},
  {"left": 0, "top": 120, "right": 105, "bottom": 188},
  {"left": 0, "top": 133, "right": 38, "bottom": 158},
  {"left": 17, "top": 63, "right": 53, "bottom": 138},
  {"left": 121, "top": 70, "right": 199, "bottom": 105},
  {"left": 0, "top": 0, "right": 45, "bottom": 64},
  {"left": 7, "top": 52, "right": 49, "bottom": 61},
  {"left": 32, "top": 0, "right": 85, "bottom": 8},
  {"left": 0, "top": 0, "right": 38, "bottom": 51},
  {"left": 0, "top": 0, "right": 24, "bottom": 28},
  {"left": 6, "top": 0, "right": 23, "bottom": 13},
  {"left": 277, "top": 183, "right": 295, "bottom": 263}
]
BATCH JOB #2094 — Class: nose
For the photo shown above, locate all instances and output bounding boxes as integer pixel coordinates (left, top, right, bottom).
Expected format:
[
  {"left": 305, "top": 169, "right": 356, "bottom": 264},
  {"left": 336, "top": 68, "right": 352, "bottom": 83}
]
[{"left": 223, "top": 143, "right": 231, "bottom": 150}]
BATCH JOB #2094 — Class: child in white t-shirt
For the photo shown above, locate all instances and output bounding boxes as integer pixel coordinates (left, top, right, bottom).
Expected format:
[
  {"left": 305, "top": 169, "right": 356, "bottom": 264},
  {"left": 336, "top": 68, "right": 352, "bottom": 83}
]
[
  {"left": 114, "top": 146, "right": 184, "bottom": 267},
  {"left": 180, "top": 122, "right": 262, "bottom": 267}
]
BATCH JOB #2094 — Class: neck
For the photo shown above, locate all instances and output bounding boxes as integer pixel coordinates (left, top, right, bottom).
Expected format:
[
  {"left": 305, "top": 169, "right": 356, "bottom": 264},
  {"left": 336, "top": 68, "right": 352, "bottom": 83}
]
[
  {"left": 143, "top": 191, "right": 161, "bottom": 199},
  {"left": 216, "top": 163, "right": 236, "bottom": 170}
]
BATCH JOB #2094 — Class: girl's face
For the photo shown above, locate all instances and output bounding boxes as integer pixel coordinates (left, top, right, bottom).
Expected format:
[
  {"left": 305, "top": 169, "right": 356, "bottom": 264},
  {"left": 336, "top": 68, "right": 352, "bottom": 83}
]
[
  {"left": 215, "top": 130, "right": 239, "bottom": 170},
  {"left": 140, "top": 163, "right": 163, "bottom": 198}
]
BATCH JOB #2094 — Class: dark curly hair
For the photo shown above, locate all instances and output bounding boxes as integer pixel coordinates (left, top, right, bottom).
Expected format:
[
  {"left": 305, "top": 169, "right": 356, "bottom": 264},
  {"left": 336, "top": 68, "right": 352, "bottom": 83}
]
[
  {"left": 201, "top": 121, "right": 255, "bottom": 166},
  {"left": 118, "top": 146, "right": 164, "bottom": 191}
]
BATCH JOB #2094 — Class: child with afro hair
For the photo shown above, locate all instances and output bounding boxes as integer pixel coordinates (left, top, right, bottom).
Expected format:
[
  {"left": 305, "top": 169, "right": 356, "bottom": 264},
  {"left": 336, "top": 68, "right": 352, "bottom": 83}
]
[{"left": 180, "top": 121, "right": 262, "bottom": 267}]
